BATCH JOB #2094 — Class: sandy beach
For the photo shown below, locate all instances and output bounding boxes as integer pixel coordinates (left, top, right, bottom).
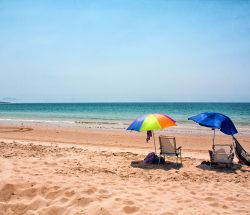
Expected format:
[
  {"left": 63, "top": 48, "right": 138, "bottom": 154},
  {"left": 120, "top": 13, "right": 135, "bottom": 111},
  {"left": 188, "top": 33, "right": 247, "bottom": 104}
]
[
  {"left": 0, "top": 124, "right": 249, "bottom": 215},
  {"left": 1, "top": 0, "right": 250, "bottom": 214}
]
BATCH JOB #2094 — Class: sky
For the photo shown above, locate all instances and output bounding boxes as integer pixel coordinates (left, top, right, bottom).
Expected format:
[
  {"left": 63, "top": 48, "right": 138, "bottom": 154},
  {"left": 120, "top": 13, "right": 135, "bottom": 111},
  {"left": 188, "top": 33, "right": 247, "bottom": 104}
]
[{"left": 0, "top": 0, "right": 250, "bottom": 102}]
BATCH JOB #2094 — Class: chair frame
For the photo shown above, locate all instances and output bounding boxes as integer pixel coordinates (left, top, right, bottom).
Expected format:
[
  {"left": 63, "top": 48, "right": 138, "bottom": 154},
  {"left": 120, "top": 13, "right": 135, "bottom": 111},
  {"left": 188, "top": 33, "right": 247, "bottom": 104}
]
[
  {"left": 159, "top": 135, "right": 182, "bottom": 166},
  {"left": 209, "top": 144, "right": 234, "bottom": 168}
]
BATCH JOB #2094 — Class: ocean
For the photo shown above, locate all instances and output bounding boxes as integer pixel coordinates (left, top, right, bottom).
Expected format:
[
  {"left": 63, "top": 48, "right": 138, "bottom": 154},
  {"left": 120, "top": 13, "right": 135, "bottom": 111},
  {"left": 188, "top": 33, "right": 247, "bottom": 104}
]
[{"left": 0, "top": 103, "right": 250, "bottom": 133}]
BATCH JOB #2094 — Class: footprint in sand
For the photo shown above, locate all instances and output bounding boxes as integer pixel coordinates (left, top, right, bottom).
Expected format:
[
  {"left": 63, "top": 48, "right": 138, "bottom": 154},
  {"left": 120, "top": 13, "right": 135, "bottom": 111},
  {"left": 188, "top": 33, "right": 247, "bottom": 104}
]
[
  {"left": 225, "top": 196, "right": 237, "bottom": 201},
  {"left": 123, "top": 206, "right": 139, "bottom": 214},
  {"left": 64, "top": 190, "right": 76, "bottom": 197},
  {"left": 160, "top": 212, "right": 175, "bottom": 215},
  {"left": 123, "top": 200, "right": 135, "bottom": 205},
  {"left": 46, "top": 189, "right": 63, "bottom": 199},
  {"left": 209, "top": 202, "right": 220, "bottom": 208},
  {"left": 222, "top": 204, "right": 229, "bottom": 209},
  {"left": 40, "top": 206, "right": 67, "bottom": 215},
  {"left": 75, "top": 196, "right": 93, "bottom": 207},
  {"left": 31, "top": 161, "right": 38, "bottom": 164},
  {"left": 184, "top": 199, "right": 192, "bottom": 203},
  {"left": 97, "top": 188, "right": 112, "bottom": 198},
  {"left": 0, "top": 159, "right": 13, "bottom": 180},
  {"left": 190, "top": 191, "right": 196, "bottom": 195},
  {"left": 0, "top": 183, "right": 16, "bottom": 202},
  {"left": 99, "top": 189, "right": 110, "bottom": 194},
  {"left": 91, "top": 207, "right": 111, "bottom": 215},
  {"left": 132, "top": 192, "right": 142, "bottom": 196},
  {"left": 27, "top": 196, "right": 48, "bottom": 211},
  {"left": 60, "top": 197, "right": 69, "bottom": 203},
  {"left": 204, "top": 196, "right": 217, "bottom": 202},
  {"left": 19, "top": 187, "right": 38, "bottom": 199},
  {"left": 83, "top": 187, "right": 97, "bottom": 195}
]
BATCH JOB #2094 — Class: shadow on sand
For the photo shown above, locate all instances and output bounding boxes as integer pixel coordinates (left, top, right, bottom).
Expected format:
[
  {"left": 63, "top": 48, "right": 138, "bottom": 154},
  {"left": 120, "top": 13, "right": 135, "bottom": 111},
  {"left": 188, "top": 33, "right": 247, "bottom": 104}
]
[
  {"left": 130, "top": 160, "right": 182, "bottom": 171},
  {"left": 196, "top": 162, "right": 250, "bottom": 173},
  {"left": 0, "top": 127, "right": 33, "bottom": 133}
]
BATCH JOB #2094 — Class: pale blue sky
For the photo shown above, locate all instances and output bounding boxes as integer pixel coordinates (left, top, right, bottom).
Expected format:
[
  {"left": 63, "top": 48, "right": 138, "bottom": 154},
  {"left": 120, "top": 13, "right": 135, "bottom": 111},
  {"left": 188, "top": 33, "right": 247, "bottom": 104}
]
[{"left": 0, "top": 0, "right": 250, "bottom": 102}]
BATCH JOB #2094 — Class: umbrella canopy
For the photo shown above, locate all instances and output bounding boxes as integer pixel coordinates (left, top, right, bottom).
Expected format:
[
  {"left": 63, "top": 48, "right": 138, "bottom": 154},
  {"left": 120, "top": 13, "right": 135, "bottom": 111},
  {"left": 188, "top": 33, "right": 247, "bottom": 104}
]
[
  {"left": 188, "top": 112, "right": 237, "bottom": 136},
  {"left": 127, "top": 113, "right": 176, "bottom": 132},
  {"left": 127, "top": 113, "right": 176, "bottom": 153}
]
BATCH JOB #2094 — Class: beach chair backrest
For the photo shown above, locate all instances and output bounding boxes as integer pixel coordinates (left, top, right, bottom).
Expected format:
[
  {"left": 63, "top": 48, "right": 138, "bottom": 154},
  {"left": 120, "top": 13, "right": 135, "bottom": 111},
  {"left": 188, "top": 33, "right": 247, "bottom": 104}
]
[
  {"left": 159, "top": 136, "right": 176, "bottom": 154},
  {"left": 233, "top": 137, "right": 250, "bottom": 166},
  {"left": 213, "top": 144, "right": 232, "bottom": 154},
  {"left": 213, "top": 153, "right": 229, "bottom": 163}
]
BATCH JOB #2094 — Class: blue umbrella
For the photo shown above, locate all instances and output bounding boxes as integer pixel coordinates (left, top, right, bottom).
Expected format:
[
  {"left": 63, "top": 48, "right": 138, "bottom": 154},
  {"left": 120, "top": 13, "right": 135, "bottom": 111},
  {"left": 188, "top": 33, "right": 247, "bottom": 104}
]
[
  {"left": 188, "top": 112, "right": 238, "bottom": 146},
  {"left": 188, "top": 112, "right": 237, "bottom": 135}
]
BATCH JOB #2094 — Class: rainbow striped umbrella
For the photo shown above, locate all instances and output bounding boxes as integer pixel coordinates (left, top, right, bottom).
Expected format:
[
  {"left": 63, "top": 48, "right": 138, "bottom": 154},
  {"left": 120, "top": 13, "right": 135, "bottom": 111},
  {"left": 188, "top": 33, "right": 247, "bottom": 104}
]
[
  {"left": 127, "top": 114, "right": 176, "bottom": 153},
  {"left": 127, "top": 113, "right": 176, "bottom": 132}
]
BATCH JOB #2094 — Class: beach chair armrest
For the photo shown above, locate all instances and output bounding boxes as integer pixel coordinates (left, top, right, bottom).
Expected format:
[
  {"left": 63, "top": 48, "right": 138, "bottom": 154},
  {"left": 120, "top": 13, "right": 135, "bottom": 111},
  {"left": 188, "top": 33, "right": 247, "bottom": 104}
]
[
  {"left": 176, "top": 147, "right": 182, "bottom": 155},
  {"left": 209, "top": 150, "right": 214, "bottom": 162},
  {"left": 228, "top": 153, "right": 234, "bottom": 160}
]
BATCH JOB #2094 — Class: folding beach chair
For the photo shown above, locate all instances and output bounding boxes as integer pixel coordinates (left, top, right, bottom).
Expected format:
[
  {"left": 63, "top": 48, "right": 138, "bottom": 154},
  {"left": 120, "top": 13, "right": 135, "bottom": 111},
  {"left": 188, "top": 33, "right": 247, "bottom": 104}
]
[
  {"left": 233, "top": 137, "right": 250, "bottom": 166},
  {"left": 209, "top": 144, "right": 234, "bottom": 168},
  {"left": 159, "top": 135, "right": 182, "bottom": 166}
]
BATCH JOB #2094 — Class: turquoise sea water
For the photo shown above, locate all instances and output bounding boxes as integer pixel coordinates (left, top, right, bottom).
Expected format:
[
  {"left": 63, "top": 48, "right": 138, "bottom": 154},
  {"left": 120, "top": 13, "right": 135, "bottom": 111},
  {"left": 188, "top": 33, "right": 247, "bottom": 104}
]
[{"left": 0, "top": 103, "right": 250, "bottom": 130}]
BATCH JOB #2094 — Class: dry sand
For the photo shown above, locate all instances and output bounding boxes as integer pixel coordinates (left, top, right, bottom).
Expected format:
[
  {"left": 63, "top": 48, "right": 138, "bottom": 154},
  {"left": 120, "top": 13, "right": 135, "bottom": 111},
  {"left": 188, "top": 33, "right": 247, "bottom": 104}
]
[{"left": 0, "top": 124, "right": 250, "bottom": 215}]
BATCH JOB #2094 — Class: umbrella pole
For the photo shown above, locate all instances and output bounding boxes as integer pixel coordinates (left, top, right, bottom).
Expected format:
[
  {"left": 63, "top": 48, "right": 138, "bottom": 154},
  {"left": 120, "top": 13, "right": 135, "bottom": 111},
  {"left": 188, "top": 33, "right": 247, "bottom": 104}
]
[
  {"left": 153, "top": 131, "right": 156, "bottom": 154},
  {"left": 212, "top": 129, "right": 215, "bottom": 149}
]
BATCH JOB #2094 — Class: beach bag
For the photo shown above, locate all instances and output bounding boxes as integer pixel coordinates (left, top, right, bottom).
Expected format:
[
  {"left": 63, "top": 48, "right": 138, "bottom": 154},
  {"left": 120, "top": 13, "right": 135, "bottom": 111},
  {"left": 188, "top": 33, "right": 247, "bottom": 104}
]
[
  {"left": 153, "top": 155, "right": 165, "bottom": 164},
  {"left": 144, "top": 152, "right": 156, "bottom": 164}
]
